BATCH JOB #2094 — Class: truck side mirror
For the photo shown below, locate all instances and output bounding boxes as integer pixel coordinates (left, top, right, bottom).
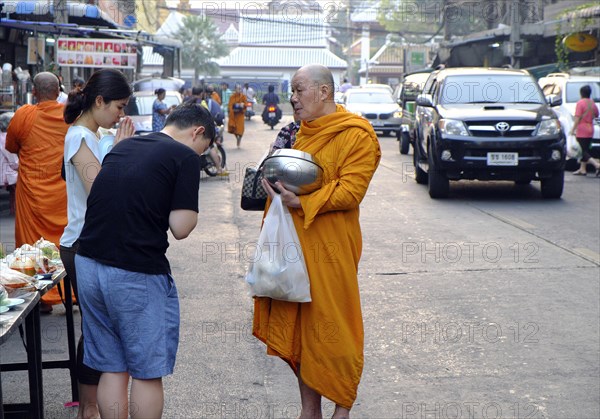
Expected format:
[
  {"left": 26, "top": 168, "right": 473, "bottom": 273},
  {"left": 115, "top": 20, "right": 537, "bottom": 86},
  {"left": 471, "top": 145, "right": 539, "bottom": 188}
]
[{"left": 416, "top": 94, "right": 433, "bottom": 107}]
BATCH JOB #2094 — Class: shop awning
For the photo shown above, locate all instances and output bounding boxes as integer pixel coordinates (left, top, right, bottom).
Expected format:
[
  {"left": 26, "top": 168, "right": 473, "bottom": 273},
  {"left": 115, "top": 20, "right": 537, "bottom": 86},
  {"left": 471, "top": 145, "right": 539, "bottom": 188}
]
[{"left": 1, "top": 0, "right": 120, "bottom": 28}]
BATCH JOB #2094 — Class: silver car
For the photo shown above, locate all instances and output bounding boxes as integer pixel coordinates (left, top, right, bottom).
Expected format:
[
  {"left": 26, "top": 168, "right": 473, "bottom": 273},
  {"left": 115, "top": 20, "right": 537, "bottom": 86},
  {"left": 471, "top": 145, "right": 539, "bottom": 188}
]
[
  {"left": 125, "top": 90, "right": 183, "bottom": 134},
  {"left": 342, "top": 88, "right": 402, "bottom": 137}
]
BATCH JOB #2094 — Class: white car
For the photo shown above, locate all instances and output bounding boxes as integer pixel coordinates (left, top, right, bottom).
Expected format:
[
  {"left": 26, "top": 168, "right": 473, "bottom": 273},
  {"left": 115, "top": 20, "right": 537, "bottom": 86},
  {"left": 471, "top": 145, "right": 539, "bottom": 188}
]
[
  {"left": 125, "top": 90, "right": 183, "bottom": 134},
  {"left": 342, "top": 88, "right": 402, "bottom": 137},
  {"left": 539, "top": 73, "right": 600, "bottom": 164},
  {"left": 358, "top": 83, "right": 393, "bottom": 95}
]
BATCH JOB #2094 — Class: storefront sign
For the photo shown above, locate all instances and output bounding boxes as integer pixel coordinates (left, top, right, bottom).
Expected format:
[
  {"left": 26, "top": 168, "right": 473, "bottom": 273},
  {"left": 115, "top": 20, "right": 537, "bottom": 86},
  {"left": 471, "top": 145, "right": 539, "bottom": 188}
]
[
  {"left": 56, "top": 37, "right": 137, "bottom": 69},
  {"left": 563, "top": 33, "right": 598, "bottom": 53}
]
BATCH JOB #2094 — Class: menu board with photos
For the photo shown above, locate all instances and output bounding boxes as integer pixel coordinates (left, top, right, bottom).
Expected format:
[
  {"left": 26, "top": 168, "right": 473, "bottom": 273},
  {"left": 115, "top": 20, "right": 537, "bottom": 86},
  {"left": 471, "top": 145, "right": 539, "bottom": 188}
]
[{"left": 56, "top": 37, "right": 137, "bottom": 69}]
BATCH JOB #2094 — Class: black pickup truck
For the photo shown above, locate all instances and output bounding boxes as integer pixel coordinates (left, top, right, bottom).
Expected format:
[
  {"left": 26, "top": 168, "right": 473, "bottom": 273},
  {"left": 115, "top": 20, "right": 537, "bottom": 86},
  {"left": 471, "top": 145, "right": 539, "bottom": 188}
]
[{"left": 413, "top": 67, "right": 565, "bottom": 199}]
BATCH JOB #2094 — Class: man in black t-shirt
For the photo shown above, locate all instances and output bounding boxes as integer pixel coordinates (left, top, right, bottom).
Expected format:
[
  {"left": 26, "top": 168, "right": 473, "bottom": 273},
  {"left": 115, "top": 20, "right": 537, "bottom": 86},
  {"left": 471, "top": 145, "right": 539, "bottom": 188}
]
[{"left": 75, "top": 103, "right": 215, "bottom": 418}]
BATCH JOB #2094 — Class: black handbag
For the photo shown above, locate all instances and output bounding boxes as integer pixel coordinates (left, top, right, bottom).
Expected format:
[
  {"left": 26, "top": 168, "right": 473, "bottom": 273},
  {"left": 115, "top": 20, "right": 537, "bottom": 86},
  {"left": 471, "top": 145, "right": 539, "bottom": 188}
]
[{"left": 241, "top": 166, "right": 267, "bottom": 211}]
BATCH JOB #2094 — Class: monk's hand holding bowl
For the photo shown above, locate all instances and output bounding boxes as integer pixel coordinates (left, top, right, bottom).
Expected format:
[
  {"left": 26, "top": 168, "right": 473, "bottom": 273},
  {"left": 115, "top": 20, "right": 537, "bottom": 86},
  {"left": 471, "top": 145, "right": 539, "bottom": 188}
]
[{"left": 261, "top": 178, "right": 301, "bottom": 208}]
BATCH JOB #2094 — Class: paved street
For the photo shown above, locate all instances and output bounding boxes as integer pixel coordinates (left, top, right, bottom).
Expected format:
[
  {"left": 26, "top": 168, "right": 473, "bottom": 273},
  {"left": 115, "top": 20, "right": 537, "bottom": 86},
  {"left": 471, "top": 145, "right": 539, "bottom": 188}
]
[{"left": 1, "top": 111, "right": 599, "bottom": 418}]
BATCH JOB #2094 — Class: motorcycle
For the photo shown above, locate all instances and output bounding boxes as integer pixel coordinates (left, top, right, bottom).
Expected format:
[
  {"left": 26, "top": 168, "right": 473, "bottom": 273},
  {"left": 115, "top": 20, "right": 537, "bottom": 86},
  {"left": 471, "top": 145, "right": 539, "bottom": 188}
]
[
  {"left": 199, "top": 125, "right": 227, "bottom": 176},
  {"left": 262, "top": 104, "right": 282, "bottom": 130},
  {"left": 245, "top": 100, "right": 255, "bottom": 120}
]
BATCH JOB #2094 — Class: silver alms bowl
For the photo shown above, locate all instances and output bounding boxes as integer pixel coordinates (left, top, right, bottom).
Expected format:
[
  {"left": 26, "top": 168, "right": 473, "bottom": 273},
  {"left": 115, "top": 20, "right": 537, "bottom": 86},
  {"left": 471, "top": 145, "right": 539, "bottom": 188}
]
[{"left": 262, "top": 149, "right": 323, "bottom": 194}]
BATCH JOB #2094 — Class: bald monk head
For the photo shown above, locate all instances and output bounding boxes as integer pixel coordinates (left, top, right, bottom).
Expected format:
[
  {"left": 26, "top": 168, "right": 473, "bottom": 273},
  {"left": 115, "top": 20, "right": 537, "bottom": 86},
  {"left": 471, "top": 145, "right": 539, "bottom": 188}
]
[
  {"left": 291, "top": 64, "right": 337, "bottom": 122},
  {"left": 32, "top": 72, "right": 60, "bottom": 102}
]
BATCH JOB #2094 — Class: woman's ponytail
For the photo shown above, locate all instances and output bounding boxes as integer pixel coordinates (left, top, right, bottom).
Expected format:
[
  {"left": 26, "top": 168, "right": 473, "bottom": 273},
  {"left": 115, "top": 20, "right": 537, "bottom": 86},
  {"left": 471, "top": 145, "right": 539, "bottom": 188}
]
[{"left": 64, "top": 90, "right": 86, "bottom": 124}]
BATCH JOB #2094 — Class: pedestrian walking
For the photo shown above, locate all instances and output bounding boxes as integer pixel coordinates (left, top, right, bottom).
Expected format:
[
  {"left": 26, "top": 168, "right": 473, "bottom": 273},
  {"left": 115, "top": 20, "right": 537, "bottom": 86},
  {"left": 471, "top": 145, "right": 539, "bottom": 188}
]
[
  {"left": 570, "top": 84, "right": 600, "bottom": 176},
  {"left": 254, "top": 64, "right": 381, "bottom": 417},
  {"left": 221, "top": 82, "right": 232, "bottom": 117},
  {"left": 74, "top": 103, "right": 215, "bottom": 419},
  {"left": 228, "top": 84, "right": 247, "bottom": 148}
]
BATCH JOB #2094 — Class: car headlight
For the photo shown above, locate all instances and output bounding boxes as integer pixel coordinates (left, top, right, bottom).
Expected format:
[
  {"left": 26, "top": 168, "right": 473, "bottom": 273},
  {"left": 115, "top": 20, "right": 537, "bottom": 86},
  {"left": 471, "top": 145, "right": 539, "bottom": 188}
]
[
  {"left": 393, "top": 111, "right": 402, "bottom": 118},
  {"left": 439, "top": 119, "right": 468, "bottom": 136},
  {"left": 537, "top": 119, "right": 560, "bottom": 136}
]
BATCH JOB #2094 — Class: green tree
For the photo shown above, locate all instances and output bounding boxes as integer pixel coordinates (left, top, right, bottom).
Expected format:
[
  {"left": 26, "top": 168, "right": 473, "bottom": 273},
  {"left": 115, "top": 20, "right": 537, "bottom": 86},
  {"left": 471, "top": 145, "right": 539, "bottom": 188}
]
[
  {"left": 377, "top": 0, "right": 491, "bottom": 41},
  {"left": 174, "top": 14, "right": 229, "bottom": 84}
]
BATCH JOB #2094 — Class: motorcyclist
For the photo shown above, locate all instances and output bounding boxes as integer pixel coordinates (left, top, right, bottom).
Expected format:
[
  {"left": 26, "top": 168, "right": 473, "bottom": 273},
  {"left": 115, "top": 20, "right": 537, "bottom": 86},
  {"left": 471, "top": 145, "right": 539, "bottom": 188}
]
[
  {"left": 261, "top": 85, "right": 282, "bottom": 125},
  {"left": 243, "top": 83, "right": 256, "bottom": 103}
]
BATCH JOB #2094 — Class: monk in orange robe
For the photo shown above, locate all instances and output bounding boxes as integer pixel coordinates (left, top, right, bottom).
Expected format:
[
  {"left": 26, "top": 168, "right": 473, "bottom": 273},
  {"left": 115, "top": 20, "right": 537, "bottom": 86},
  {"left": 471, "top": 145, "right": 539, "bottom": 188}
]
[
  {"left": 253, "top": 64, "right": 381, "bottom": 416},
  {"left": 5, "top": 72, "right": 69, "bottom": 309},
  {"left": 227, "top": 84, "right": 247, "bottom": 148}
]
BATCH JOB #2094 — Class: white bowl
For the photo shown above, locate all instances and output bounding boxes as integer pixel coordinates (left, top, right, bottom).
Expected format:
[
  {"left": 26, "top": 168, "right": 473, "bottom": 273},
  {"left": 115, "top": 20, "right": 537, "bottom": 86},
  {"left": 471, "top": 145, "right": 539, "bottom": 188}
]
[{"left": 262, "top": 149, "right": 323, "bottom": 194}]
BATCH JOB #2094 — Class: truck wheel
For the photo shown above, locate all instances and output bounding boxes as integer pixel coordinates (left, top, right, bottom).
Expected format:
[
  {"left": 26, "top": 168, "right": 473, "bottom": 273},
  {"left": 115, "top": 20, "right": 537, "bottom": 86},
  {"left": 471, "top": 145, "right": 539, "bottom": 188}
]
[
  {"left": 414, "top": 144, "right": 428, "bottom": 184},
  {"left": 400, "top": 131, "right": 410, "bottom": 154},
  {"left": 541, "top": 170, "right": 564, "bottom": 199},
  {"left": 428, "top": 148, "right": 449, "bottom": 199}
]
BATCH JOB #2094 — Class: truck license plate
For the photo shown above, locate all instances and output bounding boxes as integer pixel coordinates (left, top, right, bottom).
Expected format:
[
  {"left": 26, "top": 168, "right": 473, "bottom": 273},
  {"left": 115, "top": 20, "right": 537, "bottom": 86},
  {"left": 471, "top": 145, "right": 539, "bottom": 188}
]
[{"left": 487, "top": 152, "right": 518, "bottom": 166}]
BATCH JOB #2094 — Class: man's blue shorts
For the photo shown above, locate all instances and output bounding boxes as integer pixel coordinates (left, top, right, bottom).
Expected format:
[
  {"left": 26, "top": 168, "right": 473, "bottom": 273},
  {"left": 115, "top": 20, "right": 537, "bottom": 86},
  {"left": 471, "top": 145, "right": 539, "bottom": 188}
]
[{"left": 75, "top": 255, "right": 180, "bottom": 379}]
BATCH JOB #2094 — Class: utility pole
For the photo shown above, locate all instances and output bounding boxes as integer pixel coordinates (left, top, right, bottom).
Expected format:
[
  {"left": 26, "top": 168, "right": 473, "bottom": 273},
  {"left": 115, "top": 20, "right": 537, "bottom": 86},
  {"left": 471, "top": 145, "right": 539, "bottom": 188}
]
[
  {"left": 443, "top": 0, "right": 451, "bottom": 41},
  {"left": 54, "top": 0, "right": 70, "bottom": 85},
  {"left": 509, "top": 0, "right": 522, "bottom": 68}
]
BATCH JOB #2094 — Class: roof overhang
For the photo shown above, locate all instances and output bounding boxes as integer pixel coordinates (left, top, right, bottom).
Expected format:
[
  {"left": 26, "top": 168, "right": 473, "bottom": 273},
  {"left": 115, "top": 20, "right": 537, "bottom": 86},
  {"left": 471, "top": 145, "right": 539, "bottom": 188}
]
[
  {"left": 0, "top": 19, "right": 182, "bottom": 50},
  {"left": 1, "top": 1, "right": 121, "bottom": 28}
]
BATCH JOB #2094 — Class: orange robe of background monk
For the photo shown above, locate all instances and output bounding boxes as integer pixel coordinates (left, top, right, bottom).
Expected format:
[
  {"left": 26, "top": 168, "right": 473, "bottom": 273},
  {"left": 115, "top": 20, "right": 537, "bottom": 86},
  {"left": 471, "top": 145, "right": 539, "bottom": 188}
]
[
  {"left": 253, "top": 105, "right": 381, "bottom": 409},
  {"left": 6, "top": 96, "right": 69, "bottom": 306},
  {"left": 227, "top": 90, "right": 246, "bottom": 137}
]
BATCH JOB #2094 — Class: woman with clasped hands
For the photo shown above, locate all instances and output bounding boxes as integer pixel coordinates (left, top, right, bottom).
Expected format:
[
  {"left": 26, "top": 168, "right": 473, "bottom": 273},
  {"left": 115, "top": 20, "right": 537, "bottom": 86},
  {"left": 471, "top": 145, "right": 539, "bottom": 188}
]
[{"left": 60, "top": 68, "right": 135, "bottom": 419}]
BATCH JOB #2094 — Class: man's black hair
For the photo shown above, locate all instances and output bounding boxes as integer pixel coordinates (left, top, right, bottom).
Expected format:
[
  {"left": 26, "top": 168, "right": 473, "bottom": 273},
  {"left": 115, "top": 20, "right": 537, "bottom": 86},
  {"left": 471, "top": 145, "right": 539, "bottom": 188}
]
[{"left": 166, "top": 103, "right": 216, "bottom": 143}]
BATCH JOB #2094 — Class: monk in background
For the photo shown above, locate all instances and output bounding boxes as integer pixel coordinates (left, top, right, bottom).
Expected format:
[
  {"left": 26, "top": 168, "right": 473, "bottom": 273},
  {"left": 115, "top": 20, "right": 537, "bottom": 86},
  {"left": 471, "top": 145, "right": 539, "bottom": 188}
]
[
  {"left": 227, "top": 83, "right": 247, "bottom": 148},
  {"left": 254, "top": 64, "right": 381, "bottom": 417},
  {"left": 5, "top": 72, "right": 69, "bottom": 312}
]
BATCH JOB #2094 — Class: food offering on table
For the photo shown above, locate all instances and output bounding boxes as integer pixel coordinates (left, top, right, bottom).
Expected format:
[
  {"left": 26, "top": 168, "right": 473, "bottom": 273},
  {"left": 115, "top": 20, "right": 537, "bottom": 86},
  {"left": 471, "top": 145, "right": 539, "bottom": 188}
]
[
  {"left": 4, "top": 238, "right": 62, "bottom": 276},
  {"left": 0, "top": 265, "right": 37, "bottom": 294},
  {"left": 1, "top": 238, "right": 63, "bottom": 296},
  {"left": 0, "top": 282, "right": 25, "bottom": 310}
]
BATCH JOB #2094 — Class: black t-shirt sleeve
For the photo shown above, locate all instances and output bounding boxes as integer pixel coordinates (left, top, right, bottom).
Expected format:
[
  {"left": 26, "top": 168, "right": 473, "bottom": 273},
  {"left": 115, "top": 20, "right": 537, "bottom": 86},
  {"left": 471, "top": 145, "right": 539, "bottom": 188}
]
[{"left": 171, "top": 154, "right": 201, "bottom": 212}]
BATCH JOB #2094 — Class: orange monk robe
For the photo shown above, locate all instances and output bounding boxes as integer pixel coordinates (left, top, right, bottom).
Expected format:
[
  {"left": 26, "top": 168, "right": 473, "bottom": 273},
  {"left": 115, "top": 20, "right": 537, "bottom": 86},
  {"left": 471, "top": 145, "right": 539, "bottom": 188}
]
[
  {"left": 211, "top": 91, "right": 222, "bottom": 105},
  {"left": 227, "top": 92, "right": 247, "bottom": 136},
  {"left": 253, "top": 105, "right": 381, "bottom": 409},
  {"left": 5, "top": 101, "right": 69, "bottom": 305}
]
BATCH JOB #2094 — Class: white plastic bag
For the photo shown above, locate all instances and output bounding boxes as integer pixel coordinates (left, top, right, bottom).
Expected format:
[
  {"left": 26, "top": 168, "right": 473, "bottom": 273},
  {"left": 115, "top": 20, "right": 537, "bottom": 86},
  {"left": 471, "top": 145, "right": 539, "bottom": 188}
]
[
  {"left": 567, "top": 135, "right": 582, "bottom": 160},
  {"left": 245, "top": 195, "right": 311, "bottom": 302}
]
